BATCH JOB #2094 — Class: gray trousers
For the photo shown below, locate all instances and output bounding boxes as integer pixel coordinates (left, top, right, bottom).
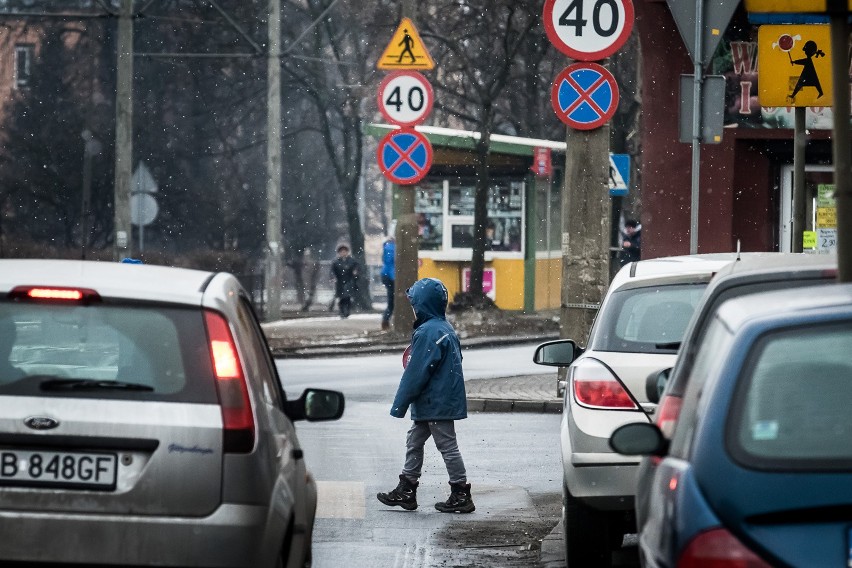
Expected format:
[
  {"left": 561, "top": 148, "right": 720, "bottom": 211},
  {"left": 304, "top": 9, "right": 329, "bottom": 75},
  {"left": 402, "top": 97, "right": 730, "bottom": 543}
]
[{"left": 401, "top": 420, "right": 467, "bottom": 485}]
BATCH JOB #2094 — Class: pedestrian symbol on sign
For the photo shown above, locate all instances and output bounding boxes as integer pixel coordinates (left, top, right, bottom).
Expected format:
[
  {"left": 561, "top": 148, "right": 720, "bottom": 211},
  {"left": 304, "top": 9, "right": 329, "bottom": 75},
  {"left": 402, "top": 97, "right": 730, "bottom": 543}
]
[
  {"left": 377, "top": 18, "right": 435, "bottom": 70},
  {"left": 397, "top": 29, "right": 416, "bottom": 64}
]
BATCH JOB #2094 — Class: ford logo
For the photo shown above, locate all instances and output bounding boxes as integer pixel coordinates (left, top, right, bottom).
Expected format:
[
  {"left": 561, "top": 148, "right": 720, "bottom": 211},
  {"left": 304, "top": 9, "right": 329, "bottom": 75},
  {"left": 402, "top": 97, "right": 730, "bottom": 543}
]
[{"left": 24, "top": 417, "right": 59, "bottom": 430}]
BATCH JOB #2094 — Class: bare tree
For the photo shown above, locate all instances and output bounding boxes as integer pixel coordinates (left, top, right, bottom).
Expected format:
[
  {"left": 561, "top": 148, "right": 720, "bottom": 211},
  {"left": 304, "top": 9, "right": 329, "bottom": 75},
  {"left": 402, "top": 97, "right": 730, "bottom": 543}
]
[
  {"left": 0, "top": 18, "right": 115, "bottom": 253},
  {"left": 279, "top": 0, "right": 393, "bottom": 310},
  {"left": 419, "top": 0, "right": 539, "bottom": 301}
]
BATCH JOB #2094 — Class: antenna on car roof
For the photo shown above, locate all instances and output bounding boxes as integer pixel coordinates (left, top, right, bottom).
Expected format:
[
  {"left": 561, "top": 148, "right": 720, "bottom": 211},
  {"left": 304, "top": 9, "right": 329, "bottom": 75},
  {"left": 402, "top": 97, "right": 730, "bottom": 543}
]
[{"left": 736, "top": 239, "right": 741, "bottom": 261}]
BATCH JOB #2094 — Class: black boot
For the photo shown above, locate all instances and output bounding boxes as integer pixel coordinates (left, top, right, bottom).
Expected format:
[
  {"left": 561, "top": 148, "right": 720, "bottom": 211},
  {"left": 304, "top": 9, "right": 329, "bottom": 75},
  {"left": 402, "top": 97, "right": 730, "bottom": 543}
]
[
  {"left": 434, "top": 481, "right": 475, "bottom": 514},
  {"left": 377, "top": 475, "right": 418, "bottom": 511}
]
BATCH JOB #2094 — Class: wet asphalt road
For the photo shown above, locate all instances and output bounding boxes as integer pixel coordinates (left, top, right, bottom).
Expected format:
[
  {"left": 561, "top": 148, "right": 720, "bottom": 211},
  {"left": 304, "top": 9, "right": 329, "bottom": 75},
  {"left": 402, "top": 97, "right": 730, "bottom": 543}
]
[{"left": 279, "top": 348, "right": 640, "bottom": 567}]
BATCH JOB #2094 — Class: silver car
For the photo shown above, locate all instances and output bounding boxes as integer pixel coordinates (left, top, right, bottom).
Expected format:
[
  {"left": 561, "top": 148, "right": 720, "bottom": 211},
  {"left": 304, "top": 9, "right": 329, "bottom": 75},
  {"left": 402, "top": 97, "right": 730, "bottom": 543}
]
[
  {"left": 534, "top": 254, "right": 737, "bottom": 567},
  {"left": 0, "top": 259, "right": 343, "bottom": 567}
]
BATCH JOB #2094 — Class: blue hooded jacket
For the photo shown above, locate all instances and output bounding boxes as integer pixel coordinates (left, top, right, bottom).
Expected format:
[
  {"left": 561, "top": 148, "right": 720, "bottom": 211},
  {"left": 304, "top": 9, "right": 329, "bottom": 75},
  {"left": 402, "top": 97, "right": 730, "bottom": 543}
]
[
  {"left": 381, "top": 239, "right": 395, "bottom": 280},
  {"left": 390, "top": 278, "right": 467, "bottom": 421}
]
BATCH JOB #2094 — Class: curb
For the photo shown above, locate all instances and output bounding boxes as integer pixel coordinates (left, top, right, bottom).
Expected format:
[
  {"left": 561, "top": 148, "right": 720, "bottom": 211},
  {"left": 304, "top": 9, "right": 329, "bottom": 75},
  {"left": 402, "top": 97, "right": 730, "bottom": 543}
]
[
  {"left": 467, "top": 398, "right": 563, "bottom": 414},
  {"left": 270, "top": 333, "right": 558, "bottom": 358}
]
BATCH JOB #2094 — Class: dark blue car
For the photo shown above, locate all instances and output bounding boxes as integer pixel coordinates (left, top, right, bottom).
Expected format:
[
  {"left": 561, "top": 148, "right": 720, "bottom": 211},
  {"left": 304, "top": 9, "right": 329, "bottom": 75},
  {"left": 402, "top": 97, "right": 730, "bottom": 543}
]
[{"left": 610, "top": 282, "right": 852, "bottom": 567}]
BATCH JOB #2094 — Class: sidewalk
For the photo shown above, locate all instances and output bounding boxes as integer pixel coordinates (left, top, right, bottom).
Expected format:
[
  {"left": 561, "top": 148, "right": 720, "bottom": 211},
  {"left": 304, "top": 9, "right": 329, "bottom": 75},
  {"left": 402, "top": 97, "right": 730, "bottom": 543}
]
[{"left": 262, "top": 310, "right": 562, "bottom": 414}]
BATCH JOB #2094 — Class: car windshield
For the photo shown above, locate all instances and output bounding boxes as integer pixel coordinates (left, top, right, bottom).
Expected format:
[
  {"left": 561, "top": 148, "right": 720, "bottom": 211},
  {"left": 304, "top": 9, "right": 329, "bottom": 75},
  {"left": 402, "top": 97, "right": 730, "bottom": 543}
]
[
  {"left": 590, "top": 283, "right": 707, "bottom": 353},
  {"left": 730, "top": 322, "right": 852, "bottom": 470},
  {"left": 0, "top": 302, "right": 217, "bottom": 403}
]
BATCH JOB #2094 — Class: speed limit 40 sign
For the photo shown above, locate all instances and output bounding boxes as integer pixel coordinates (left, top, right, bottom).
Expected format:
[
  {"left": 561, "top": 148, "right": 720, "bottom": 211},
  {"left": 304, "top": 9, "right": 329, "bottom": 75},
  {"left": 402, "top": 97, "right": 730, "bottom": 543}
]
[
  {"left": 543, "top": 0, "right": 634, "bottom": 61},
  {"left": 377, "top": 71, "right": 434, "bottom": 127}
]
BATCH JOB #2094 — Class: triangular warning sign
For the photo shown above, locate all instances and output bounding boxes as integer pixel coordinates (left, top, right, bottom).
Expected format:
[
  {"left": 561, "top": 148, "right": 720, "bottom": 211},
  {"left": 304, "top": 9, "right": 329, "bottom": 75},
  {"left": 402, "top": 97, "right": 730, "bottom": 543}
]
[{"left": 377, "top": 18, "right": 434, "bottom": 71}]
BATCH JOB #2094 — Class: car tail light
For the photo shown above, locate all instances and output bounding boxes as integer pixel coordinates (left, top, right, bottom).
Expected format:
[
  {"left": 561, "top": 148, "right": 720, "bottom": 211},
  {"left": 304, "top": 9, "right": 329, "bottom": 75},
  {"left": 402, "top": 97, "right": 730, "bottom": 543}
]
[
  {"left": 677, "top": 528, "right": 773, "bottom": 568},
  {"left": 9, "top": 286, "right": 100, "bottom": 303},
  {"left": 656, "top": 394, "right": 683, "bottom": 439},
  {"left": 204, "top": 310, "right": 255, "bottom": 453},
  {"left": 572, "top": 359, "right": 638, "bottom": 409}
]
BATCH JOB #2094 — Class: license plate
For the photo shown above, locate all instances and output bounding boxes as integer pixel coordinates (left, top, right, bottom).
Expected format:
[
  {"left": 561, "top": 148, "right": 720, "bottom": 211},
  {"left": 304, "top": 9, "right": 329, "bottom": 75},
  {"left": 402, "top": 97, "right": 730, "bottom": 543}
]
[{"left": 0, "top": 449, "right": 117, "bottom": 489}]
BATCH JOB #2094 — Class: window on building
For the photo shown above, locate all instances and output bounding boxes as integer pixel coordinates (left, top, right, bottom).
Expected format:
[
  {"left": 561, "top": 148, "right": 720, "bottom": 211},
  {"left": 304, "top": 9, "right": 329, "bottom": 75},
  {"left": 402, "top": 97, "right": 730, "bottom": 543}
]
[
  {"left": 414, "top": 178, "right": 525, "bottom": 255},
  {"left": 415, "top": 182, "right": 443, "bottom": 250},
  {"left": 14, "top": 44, "right": 34, "bottom": 89},
  {"left": 536, "top": 168, "right": 562, "bottom": 254}
]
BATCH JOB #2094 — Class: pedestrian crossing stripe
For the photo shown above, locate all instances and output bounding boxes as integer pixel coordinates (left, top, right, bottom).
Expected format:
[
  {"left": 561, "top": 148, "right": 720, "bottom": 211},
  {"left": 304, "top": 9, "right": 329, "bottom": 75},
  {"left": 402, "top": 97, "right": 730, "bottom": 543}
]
[
  {"left": 377, "top": 18, "right": 435, "bottom": 71},
  {"left": 316, "top": 481, "right": 366, "bottom": 519}
]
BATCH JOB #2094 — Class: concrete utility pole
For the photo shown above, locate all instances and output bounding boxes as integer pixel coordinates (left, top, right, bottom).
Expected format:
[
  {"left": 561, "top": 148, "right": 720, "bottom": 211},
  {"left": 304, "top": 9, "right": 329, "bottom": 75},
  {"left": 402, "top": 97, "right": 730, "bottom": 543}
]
[
  {"left": 392, "top": 0, "right": 418, "bottom": 333},
  {"left": 113, "top": 0, "right": 133, "bottom": 261},
  {"left": 264, "top": 0, "right": 283, "bottom": 320},
  {"left": 560, "top": 109, "right": 612, "bottom": 343}
]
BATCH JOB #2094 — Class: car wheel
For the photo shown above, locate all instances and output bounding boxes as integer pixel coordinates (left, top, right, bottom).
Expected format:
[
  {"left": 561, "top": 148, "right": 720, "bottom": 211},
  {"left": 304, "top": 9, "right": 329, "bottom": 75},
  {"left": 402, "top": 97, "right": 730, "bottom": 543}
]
[{"left": 563, "top": 485, "right": 612, "bottom": 568}]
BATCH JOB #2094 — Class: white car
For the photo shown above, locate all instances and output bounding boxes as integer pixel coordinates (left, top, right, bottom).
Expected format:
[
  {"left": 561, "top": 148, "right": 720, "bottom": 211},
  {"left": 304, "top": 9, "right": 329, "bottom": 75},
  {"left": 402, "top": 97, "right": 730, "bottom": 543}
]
[
  {"left": 0, "top": 259, "right": 343, "bottom": 567},
  {"left": 534, "top": 254, "right": 737, "bottom": 567}
]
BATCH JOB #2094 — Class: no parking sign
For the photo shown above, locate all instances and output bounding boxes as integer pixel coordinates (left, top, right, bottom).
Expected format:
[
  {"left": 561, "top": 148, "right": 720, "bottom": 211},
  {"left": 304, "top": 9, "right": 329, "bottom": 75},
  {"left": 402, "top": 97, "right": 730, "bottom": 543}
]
[
  {"left": 551, "top": 62, "right": 619, "bottom": 130},
  {"left": 377, "top": 128, "right": 433, "bottom": 185}
]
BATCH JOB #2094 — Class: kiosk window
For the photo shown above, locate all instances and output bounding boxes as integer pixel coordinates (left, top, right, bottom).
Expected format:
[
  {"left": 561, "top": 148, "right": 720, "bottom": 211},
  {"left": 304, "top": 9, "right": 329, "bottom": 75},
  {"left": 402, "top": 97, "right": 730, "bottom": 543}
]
[
  {"left": 414, "top": 179, "right": 524, "bottom": 253},
  {"left": 415, "top": 183, "right": 443, "bottom": 250}
]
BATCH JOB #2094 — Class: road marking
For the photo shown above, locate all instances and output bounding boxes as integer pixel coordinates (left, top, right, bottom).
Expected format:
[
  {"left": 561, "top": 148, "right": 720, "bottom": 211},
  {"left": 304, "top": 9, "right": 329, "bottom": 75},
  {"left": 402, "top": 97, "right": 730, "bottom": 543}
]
[{"left": 315, "top": 481, "right": 366, "bottom": 519}]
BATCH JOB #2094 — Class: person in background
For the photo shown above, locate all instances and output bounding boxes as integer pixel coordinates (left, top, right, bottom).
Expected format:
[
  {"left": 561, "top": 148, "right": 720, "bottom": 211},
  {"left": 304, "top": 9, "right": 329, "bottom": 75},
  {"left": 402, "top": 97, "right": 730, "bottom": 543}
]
[
  {"left": 381, "top": 236, "right": 395, "bottom": 331},
  {"left": 330, "top": 244, "right": 359, "bottom": 319},
  {"left": 376, "top": 278, "right": 475, "bottom": 514},
  {"left": 619, "top": 219, "right": 642, "bottom": 266}
]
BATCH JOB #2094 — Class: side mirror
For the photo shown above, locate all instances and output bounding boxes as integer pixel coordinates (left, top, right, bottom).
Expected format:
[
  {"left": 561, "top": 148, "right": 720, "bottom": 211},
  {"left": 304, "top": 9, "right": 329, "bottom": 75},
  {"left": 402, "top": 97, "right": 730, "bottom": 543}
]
[
  {"left": 286, "top": 388, "right": 345, "bottom": 422},
  {"left": 609, "top": 423, "right": 668, "bottom": 457},
  {"left": 533, "top": 339, "right": 579, "bottom": 367},
  {"left": 645, "top": 368, "right": 671, "bottom": 404}
]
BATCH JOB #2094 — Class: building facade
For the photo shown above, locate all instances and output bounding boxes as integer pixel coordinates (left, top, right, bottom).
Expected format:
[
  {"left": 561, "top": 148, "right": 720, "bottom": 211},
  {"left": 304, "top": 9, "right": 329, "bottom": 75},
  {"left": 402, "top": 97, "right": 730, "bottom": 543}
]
[{"left": 636, "top": 0, "right": 843, "bottom": 258}]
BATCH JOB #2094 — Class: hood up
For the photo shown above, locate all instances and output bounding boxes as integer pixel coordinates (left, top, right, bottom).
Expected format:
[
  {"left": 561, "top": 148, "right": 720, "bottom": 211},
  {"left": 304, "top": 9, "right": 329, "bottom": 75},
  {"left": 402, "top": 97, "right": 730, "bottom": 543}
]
[{"left": 406, "top": 278, "right": 448, "bottom": 327}]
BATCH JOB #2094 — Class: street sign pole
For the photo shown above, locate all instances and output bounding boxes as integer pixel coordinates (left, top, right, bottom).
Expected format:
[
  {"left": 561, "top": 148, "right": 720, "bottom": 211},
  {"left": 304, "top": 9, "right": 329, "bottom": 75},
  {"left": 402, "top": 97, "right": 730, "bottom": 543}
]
[
  {"left": 689, "top": 0, "right": 704, "bottom": 255},
  {"left": 792, "top": 107, "right": 807, "bottom": 253},
  {"left": 392, "top": 0, "right": 418, "bottom": 334},
  {"left": 113, "top": 0, "right": 133, "bottom": 261},
  {"left": 829, "top": 5, "right": 851, "bottom": 280},
  {"left": 667, "top": 0, "right": 738, "bottom": 253}
]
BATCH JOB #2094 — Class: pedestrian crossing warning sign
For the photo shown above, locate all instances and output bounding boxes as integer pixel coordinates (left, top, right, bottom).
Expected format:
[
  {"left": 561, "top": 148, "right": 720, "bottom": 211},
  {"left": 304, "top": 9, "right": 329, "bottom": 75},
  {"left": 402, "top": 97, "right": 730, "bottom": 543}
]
[{"left": 377, "top": 18, "right": 435, "bottom": 71}]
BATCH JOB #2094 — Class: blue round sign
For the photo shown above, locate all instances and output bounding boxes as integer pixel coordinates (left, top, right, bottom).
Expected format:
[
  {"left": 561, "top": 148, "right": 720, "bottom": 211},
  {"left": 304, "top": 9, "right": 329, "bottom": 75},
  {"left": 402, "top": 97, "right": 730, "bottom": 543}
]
[
  {"left": 551, "top": 62, "right": 619, "bottom": 130},
  {"left": 377, "top": 128, "right": 433, "bottom": 185}
]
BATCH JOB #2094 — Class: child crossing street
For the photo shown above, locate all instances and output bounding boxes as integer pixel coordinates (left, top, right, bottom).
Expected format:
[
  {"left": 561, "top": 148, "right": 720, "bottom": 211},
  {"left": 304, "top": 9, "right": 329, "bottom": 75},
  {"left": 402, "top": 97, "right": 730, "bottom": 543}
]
[{"left": 376, "top": 278, "right": 474, "bottom": 514}]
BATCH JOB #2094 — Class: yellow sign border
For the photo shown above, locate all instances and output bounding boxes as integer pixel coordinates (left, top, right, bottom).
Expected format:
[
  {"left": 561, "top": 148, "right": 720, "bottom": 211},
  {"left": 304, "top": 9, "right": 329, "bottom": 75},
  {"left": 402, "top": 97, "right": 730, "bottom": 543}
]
[
  {"left": 757, "top": 24, "right": 833, "bottom": 107},
  {"left": 377, "top": 18, "right": 435, "bottom": 71}
]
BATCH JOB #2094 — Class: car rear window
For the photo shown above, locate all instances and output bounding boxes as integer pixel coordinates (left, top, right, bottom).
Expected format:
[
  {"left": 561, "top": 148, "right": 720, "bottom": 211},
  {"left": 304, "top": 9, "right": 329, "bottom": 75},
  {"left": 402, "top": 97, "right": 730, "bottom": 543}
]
[
  {"left": 590, "top": 283, "right": 708, "bottom": 353},
  {"left": 0, "top": 301, "right": 218, "bottom": 403},
  {"left": 729, "top": 322, "right": 852, "bottom": 470}
]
